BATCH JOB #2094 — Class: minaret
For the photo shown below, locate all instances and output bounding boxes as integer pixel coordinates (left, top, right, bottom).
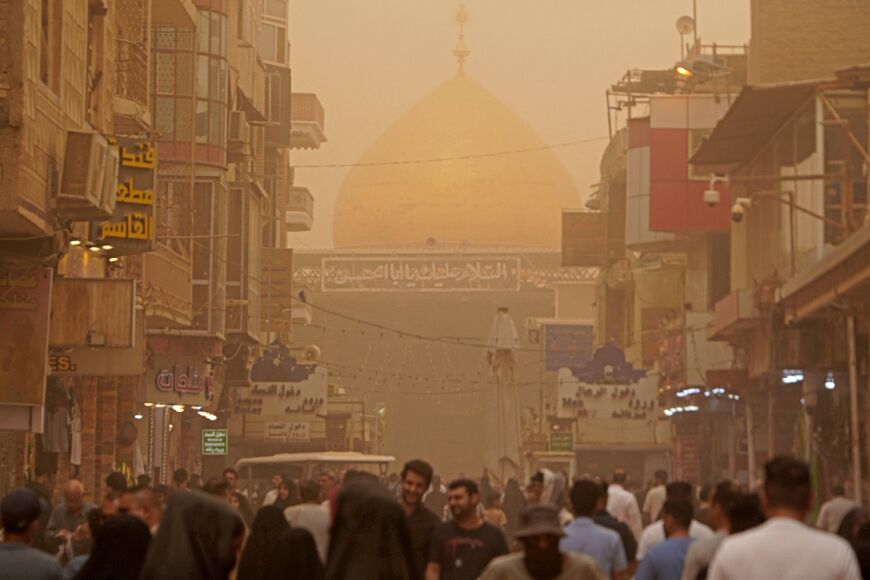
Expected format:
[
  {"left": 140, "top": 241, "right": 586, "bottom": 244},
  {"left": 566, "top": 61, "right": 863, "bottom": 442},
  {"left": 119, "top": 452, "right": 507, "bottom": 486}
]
[{"left": 453, "top": 4, "right": 471, "bottom": 72}]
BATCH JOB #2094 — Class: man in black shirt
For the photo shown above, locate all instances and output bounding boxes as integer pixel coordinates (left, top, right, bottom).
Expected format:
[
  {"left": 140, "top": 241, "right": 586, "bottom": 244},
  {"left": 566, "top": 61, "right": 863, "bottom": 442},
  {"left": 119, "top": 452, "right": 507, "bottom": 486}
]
[
  {"left": 427, "top": 478, "right": 509, "bottom": 580},
  {"left": 400, "top": 459, "right": 442, "bottom": 578},
  {"left": 593, "top": 480, "right": 638, "bottom": 563}
]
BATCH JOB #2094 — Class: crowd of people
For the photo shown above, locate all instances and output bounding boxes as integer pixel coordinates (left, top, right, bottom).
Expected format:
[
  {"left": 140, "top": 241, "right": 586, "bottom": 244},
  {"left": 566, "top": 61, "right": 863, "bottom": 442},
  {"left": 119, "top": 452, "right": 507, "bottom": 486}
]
[{"left": 0, "top": 455, "right": 868, "bottom": 579}]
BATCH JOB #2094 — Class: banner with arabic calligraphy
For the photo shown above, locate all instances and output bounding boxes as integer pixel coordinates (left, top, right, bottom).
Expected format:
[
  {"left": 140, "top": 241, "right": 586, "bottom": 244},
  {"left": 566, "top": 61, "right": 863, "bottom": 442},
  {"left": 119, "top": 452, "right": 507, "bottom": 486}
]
[
  {"left": 320, "top": 255, "right": 521, "bottom": 292},
  {"left": 0, "top": 268, "right": 52, "bottom": 405},
  {"left": 91, "top": 137, "right": 156, "bottom": 256}
]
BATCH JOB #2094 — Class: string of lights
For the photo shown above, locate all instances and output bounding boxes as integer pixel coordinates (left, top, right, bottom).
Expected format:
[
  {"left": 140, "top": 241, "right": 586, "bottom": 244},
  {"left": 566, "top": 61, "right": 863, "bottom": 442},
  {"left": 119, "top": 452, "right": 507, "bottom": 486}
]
[{"left": 293, "top": 136, "right": 609, "bottom": 169}]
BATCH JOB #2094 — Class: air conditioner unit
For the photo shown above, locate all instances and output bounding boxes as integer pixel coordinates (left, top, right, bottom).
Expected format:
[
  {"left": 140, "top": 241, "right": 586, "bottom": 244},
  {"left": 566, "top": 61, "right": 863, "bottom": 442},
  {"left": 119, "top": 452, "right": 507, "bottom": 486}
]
[
  {"left": 58, "top": 131, "right": 113, "bottom": 221},
  {"left": 228, "top": 111, "right": 249, "bottom": 145}
]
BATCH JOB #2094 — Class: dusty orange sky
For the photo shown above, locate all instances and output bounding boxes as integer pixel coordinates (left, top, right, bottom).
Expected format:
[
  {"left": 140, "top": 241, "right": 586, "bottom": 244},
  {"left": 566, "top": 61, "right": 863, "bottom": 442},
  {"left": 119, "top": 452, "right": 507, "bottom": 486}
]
[{"left": 288, "top": 1, "right": 749, "bottom": 248}]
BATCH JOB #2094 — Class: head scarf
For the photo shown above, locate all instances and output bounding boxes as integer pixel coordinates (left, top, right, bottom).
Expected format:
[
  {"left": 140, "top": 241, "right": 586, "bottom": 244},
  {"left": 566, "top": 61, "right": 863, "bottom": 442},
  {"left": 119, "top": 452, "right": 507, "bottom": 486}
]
[
  {"left": 263, "top": 528, "right": 324, "bottom": 580},
  {"left": 73, "top": 514, "right": 151, "bottom": 580},
  {"left": 236, "top": 506, "right": 290, "bottom": 580},
  {"left": 325, "top": 481, "right": 418, "bottom": 580},
  {"left": 141, "top": 491, "right": 244, "bottom": 580}
]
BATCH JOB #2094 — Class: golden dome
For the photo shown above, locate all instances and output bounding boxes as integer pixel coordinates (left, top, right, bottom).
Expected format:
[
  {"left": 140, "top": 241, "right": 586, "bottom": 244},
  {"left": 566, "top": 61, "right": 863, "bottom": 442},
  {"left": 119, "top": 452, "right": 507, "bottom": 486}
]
[{"left": 333, "top": 72, "right": 580, "bottom": 249}]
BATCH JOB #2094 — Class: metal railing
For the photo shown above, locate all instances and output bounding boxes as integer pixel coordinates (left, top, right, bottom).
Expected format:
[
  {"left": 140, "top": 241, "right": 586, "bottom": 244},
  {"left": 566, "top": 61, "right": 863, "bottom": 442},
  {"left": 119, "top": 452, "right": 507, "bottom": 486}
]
[{"left": 116, "top": 39, "right": 148, "bottom": 108}]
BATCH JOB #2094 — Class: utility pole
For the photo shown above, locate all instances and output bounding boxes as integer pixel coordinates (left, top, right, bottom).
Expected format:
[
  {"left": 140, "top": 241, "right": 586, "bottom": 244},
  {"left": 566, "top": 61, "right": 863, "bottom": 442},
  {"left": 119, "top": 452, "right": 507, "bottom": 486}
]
[{"left": 848, "top": 315, "right": 862, "bottom": 504}]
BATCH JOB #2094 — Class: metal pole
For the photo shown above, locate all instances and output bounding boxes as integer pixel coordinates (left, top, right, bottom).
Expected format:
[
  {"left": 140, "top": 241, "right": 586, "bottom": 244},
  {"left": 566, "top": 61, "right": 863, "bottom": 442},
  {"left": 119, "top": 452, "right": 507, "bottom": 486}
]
[
  {"left": 746, "top": 397, "right": 756, "bottom": 487},
  {"left": 848, "top": 315, "right": 862, "bottom": 504},
  {"left": 767, "top": 387, "right": 775, "bottom": 460}
]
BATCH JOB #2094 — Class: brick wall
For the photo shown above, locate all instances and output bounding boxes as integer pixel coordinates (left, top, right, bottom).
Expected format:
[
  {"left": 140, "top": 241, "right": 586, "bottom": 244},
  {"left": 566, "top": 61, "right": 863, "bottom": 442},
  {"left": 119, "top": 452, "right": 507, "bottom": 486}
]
[{"left": 750, "top": 0, "right": 870, "bottom": 84}]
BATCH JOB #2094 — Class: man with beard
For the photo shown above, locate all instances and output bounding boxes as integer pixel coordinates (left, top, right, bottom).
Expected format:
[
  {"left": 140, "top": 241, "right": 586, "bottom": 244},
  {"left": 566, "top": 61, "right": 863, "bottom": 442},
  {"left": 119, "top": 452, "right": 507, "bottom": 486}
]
[
  {"left": 426, "top": 479, "right": 509, "bottom": 580},
  {"left": 400, "top": 459, "right": 442, "bottom": 578},
  {"left": 480, "top": 505, "right": 604, "bottom": 580}
]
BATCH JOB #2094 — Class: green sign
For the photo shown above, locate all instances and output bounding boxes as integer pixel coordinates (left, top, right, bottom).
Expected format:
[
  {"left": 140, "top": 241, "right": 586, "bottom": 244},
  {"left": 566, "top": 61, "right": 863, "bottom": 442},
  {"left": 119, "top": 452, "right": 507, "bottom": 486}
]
[
  {"left": 202, "top": 429, "right": 228, "bottom": 455},
  {"left": 549, "top": 431, "right": 574, "bottom": 453}
]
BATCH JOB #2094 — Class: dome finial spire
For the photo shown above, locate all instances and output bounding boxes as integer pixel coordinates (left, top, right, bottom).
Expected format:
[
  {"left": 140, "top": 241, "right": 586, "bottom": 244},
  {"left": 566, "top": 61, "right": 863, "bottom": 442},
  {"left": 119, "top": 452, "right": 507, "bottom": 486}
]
[{"left": 453, "top": 4, "right": 471, "bottom": 72}]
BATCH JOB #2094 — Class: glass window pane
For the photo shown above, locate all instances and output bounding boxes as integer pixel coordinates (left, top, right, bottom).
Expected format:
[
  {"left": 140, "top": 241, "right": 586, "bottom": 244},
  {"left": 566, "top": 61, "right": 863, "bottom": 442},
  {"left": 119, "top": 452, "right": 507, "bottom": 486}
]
[
  {"left": 276, "top": 26, "right": 286, "bottom": 64},
  {"left": 265, "top": 0, "right": 286, "bottom": 19},
  {"left": 209, "top": 57, "right": 219, "bottom": 99},
  {"left": 176, "top": 98, "right": 193, "bottom": 141},
  {"left": 196, "top": 100, "right": 208, "bottom": 143},
  {"left": 220, "top": 14, "right": 228, "bottom": 56},
  {"left": 197, "top": 11, "right": 209, "bottom": 53},
  {"left": 218, "top": 103, "right": 227, "bottom": 147},
  {"left": 258, "top": 24, "right": 276, "bottom": 62},
  {"left": 208, "top": 101, "right": 220, "bottom": 145},
  {"left": 210, "top": 12, "right": 221, "bottom": 54},
  {"left": 219, "top": 59, "right": 227, "bottom": 102},
  {"left": 197, "top": 55, "right": 208, "bottom": 98}
]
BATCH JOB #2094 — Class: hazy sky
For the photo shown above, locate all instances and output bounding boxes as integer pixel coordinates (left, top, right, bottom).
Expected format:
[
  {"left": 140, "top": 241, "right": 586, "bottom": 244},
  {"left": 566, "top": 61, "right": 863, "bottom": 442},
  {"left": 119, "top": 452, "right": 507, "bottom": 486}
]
[{"left": 288, "top": 1, "right": 750, "bottom": 249}]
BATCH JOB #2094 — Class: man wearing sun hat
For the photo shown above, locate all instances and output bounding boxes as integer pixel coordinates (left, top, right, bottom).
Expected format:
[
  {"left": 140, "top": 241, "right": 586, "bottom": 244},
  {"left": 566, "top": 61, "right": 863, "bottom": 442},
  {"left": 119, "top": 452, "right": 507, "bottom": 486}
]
[
  {"left": 480, "top": 504, "right": 605, "bottom": 580},
  {"left": 0, "top": 487, "right": 64, "bottom": 579}
]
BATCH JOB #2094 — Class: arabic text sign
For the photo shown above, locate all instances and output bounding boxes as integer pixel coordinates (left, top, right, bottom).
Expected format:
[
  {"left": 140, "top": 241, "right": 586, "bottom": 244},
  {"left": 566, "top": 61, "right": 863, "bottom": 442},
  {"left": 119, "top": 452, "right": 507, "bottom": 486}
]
[
  {"left": 544, "top": 324, "right": 594, "bottom": 371},
  {"left": 141, "top": 355, "right": 212, "bottom": 406},
  {"left": 321, "top": 256, "right": 521, "bottom": 292},
  {"left": 549, "top": 431, "right": 574, "bottom": 453},
  {"left": 265, "top": 422, "right": 311, "bottom": 443},
  {"left": 202, "top": 429, "right": 228, "bottom": 455},
  {"left": 91, "top": 137, "right": 156, "bottom": 256},
  {"left": 235, "top": 376, "right": 327, "bottom": 416},
  {"left": 0, "top": 268, "right": 52, "bottom": 405}
]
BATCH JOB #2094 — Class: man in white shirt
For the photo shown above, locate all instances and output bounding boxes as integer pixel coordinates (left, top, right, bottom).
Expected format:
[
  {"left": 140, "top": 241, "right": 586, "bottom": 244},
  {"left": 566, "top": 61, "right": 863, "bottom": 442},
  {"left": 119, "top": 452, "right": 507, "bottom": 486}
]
[
  {"left": 708, "top": 456, "right": 861, "bottom": 580},
  {"left": 607, "top": 469, "right": 643, "bottom": 541},
  {"left": 642, "top": 470, "right": 668, "bottom": 524},
  {"left": 637, "top": 481, "right": 713, "bottom": 561},
  {"left": 816, "top": 484, "right": 860, "bottom": 534},
  {"left": 680, "top": 481, "right": 741, "bottom": 580},
  {"left": 285, "top": 479, "right": 330, "bottom": 563},
  {"left": 261, "top": 472, "right": 284, "bottom": 507}
]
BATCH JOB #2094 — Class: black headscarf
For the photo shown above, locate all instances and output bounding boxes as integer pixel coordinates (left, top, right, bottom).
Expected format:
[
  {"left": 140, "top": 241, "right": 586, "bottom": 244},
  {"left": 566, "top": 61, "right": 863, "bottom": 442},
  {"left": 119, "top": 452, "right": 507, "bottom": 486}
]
[
  {"left": 237, "top": 506, "right": 290, "bottom": 580},
  {"left": 325, "top": 481, "right": 418, "bottom": 580},
  {"left": 73, "top": 514, "right": 151, "bottom": 580},
  {"left": 141, "top": 491, "right": 245, "bottom": 580},
  {"left": 503, "top": 478, "right": 525, "bottom": 540},
  {"left": 263, "top": 528, "right": 324, "bottom": 580}
]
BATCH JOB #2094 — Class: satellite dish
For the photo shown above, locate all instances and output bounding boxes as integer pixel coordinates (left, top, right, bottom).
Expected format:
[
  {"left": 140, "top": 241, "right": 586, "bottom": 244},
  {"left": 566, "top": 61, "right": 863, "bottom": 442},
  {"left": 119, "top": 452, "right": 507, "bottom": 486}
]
[
  {"left": 302, "top": 344, "right": 321, "bottom": 362},
  {"left": 676, "top": 16, "right": 695, "bottom": 35}
]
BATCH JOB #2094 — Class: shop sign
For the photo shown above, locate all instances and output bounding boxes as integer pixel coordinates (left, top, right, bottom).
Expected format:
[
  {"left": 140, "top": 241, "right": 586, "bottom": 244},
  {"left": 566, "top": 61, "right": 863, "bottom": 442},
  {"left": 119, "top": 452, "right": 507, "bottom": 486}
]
[
  {"left": 202, "top": 429, "right": 228, "bottom": 455},
  {"left": 141, "top": 355, "right": 213, "bottom": 406},
  {"left": 0, "top": 268, "right": 52, "bottom": 405},
  {"left": 265, "top": 422, "right": 310, "bottom": 443},
  {"left": 549, "top": 431, "right": 574, "bottom": 453},
  {"left": 235, "top": 368, "right": 328, "bottom": 416},
  {"left": 544, "top": 323, "right": 594, "bottom": 371},
  {"left": 91, "top": 137, "right": 156, "bottom": 256}
]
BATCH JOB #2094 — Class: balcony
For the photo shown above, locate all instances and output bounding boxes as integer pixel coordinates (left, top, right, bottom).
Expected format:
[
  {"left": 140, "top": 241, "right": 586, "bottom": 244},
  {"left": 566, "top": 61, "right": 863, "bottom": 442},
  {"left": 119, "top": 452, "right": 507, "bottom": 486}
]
[
  {"left": 151, "top": 0, "right": 196, "bottom": 27},
  {"left": 707, "top": 288, "right": 760, "bottom": 341},
  {"left": 114, "top": 39, "right": 150, "bottom": 134},
  {"left": 285, "top": 187, "right": 314, "bottom": 232},
  {"left": 143, "top": 246, "right": 193, "bottom": 328},
  {"left": 290, "top": 93, "right": 327, "bottom": 149}
]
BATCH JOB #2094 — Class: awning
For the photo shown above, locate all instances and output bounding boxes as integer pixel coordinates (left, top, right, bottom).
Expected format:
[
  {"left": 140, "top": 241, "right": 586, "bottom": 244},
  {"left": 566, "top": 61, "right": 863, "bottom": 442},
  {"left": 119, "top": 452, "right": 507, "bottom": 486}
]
[
  {"left": 690, "top": 83, "right": 817, "bottom": 172},
  {"left": 779, "top": 224, "right": 870, "bottom": 323}
]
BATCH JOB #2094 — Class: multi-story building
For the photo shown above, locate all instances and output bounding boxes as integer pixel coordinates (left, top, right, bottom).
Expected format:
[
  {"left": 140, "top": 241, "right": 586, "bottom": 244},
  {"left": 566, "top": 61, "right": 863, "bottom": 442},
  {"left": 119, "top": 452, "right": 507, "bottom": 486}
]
[{"left": 0, "top": 0, "right": 327, "bottom": 497}]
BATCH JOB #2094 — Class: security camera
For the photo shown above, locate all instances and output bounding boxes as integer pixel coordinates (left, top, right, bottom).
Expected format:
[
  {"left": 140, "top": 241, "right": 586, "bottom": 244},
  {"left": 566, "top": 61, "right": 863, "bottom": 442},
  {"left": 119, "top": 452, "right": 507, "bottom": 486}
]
[
  {"left": 703, "top": 188, "right": 720, "bottom": 207},
  {"left": 731, "top": 197, "right": 752, "bottom": 223}
]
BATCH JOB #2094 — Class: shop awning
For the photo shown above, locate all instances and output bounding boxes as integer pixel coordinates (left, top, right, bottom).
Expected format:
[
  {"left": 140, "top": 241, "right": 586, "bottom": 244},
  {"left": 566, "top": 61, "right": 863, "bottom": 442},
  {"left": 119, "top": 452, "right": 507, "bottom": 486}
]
[
  {"left": 690, "top": 83, "right": 817, "bottom": 172},
  {"left": 780, "top": 225, "right": 870, "bottom": 323}
]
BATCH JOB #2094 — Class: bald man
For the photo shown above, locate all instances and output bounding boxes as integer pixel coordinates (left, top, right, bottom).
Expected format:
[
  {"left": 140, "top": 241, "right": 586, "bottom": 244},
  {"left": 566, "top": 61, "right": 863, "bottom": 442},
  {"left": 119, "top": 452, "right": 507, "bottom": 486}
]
[
  {"left": 119, "top": 485, "right": 162, "bottom": 534},
  {"left": 46, "top": 479, "right": 96, "bottom": 557}
]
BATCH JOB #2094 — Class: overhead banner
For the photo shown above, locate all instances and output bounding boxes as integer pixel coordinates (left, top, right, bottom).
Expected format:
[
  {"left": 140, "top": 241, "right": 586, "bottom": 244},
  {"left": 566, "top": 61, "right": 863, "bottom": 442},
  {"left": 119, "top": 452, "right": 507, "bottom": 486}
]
[
  {"left": 91, "top": 137, "right": 156, "bottom": 256},
  {"left": 0, "top": 268, "right": 52, "bottom": 405},
  {"left": 320, "top": 255, "right": 521, "bottom": 292}
]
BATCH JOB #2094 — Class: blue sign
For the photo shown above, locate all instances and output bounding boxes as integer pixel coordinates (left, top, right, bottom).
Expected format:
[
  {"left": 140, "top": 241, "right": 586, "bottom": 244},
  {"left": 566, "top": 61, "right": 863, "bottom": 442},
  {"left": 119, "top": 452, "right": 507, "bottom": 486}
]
[{"left": 544, "top": 324, "right": 594, "bottom": 371}]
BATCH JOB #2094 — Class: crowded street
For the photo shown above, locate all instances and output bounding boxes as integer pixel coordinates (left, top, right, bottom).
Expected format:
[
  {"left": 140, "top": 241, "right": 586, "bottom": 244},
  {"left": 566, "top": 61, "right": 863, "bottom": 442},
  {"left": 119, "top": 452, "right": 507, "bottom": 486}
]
[{"left": 2, "top": 0, "right": 870, "bottom": 579}]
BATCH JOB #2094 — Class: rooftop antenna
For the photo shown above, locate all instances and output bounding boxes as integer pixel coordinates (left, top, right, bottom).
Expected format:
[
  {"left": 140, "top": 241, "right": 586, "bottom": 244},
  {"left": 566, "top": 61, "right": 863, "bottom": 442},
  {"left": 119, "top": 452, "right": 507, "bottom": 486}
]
[{"left": 676, "top": 15, "right": 696, "bottom": 59}]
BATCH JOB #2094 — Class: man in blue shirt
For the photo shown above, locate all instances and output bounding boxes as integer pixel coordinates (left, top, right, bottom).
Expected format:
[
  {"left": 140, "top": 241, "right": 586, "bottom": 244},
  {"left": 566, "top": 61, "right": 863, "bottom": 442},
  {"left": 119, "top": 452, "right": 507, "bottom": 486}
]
[
  {"left": 636, "top": 499, "right": 695, "bottom": 580},
  {"left": 561, "top": 479, "right": 628, "bottom": 580}
]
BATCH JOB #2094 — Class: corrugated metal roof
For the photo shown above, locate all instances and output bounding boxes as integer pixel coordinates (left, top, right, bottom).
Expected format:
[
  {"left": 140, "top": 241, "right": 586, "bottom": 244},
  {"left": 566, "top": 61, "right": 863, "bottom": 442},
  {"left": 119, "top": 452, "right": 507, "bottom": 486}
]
[{"left": 690, "top": 83, "right": 816, "bottom": 171}]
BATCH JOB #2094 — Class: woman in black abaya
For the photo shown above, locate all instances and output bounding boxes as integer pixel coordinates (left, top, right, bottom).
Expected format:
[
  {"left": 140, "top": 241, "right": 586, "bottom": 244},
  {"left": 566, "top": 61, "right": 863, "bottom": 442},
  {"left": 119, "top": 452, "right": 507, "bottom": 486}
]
[
  {"left": 141, "top": 491, "right": 245, "bottom": 580},
  {"left": 236, "top": 506, "right": 289, "bottom": 580},
  {"left": 73, "top": 515, "right": 151, "bottom": 580},
  {"left": 263, "top": 528, "right": 324, "bottom": 580}
]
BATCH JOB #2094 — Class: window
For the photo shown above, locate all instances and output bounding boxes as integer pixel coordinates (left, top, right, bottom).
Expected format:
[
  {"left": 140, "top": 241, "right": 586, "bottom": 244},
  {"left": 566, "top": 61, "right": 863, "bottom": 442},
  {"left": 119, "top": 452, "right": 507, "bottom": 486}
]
[
  {"left": 194, "top": 10, "right": 228, "bottom": 147},
  {"left": 265, "top": 0, "right": 287, "bottom": 19},
  {"left": 152, "top": 28, "right": 196, "bottom": 143},
  {"left": 40, "top": 0, "right": 61, "bottom": 90},
  {"left": 259, "top": 0, "right": 287, "bottom": 65}
]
